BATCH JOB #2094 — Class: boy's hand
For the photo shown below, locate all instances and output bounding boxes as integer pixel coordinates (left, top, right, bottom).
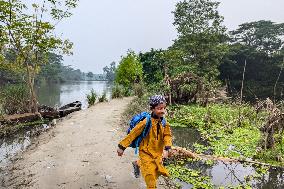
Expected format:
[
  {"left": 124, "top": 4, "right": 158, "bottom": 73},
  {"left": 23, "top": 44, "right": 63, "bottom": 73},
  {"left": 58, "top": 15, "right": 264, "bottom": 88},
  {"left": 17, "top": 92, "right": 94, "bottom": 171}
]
[{"left": 117, "top": 148, "right": 124, "bottom": 156}]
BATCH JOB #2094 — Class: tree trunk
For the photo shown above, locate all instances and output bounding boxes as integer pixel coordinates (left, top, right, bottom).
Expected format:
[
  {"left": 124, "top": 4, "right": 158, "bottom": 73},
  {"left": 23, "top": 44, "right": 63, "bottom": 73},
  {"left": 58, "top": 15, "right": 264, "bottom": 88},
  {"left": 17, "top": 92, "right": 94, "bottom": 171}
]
[{"left": 25, "top": 64, "right": 38, "bottom": 113}]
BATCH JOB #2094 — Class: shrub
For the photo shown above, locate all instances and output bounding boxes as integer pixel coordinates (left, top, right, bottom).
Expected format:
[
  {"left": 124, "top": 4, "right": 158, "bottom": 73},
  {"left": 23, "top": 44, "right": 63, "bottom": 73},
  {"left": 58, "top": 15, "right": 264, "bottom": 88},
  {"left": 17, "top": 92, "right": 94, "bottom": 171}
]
[
  {"left": 86, "top": 89, "right": 97, "bottom": 106},
  {"left": 112, "top": 85, "right": 124, "bottom": 98},
  {"left": 98, "top": 92, "right": 108, "bottom": 102},
  {"left": 0, "top": 84, "right": 30, "bottom": 114},
  {"left": 133, "top": 83, "right": 145, "bottom": 98}
]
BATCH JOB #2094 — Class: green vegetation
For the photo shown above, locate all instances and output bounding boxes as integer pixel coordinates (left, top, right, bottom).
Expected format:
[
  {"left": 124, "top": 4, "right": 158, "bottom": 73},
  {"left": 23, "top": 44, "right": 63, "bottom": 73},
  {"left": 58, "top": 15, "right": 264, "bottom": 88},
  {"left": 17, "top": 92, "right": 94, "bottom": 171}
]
[
  {"left": 115, "top": 50, "right": 143, "bottom": 90},
  {"left": 0, "top": 84, "right": 30, "bottom": 114},
  {"left": 111, "top": 85, "right": 124, "bottom": 99},
  {"left": 86, "top": 89, "right": 97, "bottom": 106},
  {"left": 103, "top": 61, "right": 116, "bottom": 83},
  {"left": 0, "top": 0, "right": 79, "bottom": 112},
  {"left": 2, "top": 0, "right": 284, "bottom": 187},
  {"left": 114, "top": 0, "right": 284, "bottom": 187},
  {"left": 167, "top": 164, "right": 213, "bottom": 189},
  {"left": 168, "top": 104, "right": 267, "bottom": 159},
  {"left": 108, "top": 50, "right": 144, "bottom": 99},
  {"left": 98, "top": 92, "right": 108, "bottom": 102}
]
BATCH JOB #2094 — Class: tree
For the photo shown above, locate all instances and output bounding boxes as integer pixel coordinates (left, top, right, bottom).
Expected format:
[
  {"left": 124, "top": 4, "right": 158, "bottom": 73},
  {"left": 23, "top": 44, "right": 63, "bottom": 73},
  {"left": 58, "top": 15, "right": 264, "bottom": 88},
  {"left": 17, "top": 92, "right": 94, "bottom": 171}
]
[
  {"left": 139, "top": 49, "right": 166, "bottom": 85},
  {"left": 87, "top": 72, "right": 94, "bottom": 78},
  {"left": 115, "top": 51, "right": 143, "bottom": 89},
  {"left": 172, "top": 0, "right": 228, "bottom": 82},
  {"left": 230, "top": 20, "right": 284, "bottom": 54},
  {"left": 0, "top": 0, "right": 78, "bottom": 112},
  {"left": 103, "top": 61, "right": 116, "bottom": 82},
  {"left": 219, "top": 21, "right": 284, "bottom": 100},
  {"left": 37, "top": 53, "right": 63, "bottom": 83}
]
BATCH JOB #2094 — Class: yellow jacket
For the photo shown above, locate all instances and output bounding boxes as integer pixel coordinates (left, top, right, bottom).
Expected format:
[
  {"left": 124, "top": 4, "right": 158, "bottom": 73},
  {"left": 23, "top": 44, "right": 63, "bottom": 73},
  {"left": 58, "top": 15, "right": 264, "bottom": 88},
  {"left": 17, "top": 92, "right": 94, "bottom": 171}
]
[{"left": 119, "top": 115, "right": 172, "bottom": 176}]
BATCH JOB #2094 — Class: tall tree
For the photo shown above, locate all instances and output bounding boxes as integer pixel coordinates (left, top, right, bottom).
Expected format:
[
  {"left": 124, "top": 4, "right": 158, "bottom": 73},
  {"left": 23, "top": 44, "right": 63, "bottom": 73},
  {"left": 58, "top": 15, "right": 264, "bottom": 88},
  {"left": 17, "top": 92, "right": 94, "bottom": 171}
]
[
  {"left": 172, "top": 0, "right": 228, "bottom": 82},
  {"left": 0, "top": 0, "right": 78, "bottom": 112},
  {"left": 230, "top": 20, "right": 284, "bottom": 54},
  {"left": 103, "top": 61, "right": 116, "bottom": 82}
]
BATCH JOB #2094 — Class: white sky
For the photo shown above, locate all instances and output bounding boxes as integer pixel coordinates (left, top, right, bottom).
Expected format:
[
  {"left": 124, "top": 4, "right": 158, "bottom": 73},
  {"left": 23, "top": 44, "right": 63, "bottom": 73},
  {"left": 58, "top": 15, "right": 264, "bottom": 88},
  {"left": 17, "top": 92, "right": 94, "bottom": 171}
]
[{"left": 55, "top": 0, "right": 284, "bottom": 73}]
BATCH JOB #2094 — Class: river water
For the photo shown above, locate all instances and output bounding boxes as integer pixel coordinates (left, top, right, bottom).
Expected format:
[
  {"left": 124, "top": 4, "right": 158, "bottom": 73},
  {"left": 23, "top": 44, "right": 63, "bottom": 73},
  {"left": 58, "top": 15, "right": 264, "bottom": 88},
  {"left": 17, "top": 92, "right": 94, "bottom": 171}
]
[{"left": 36, "top": 80, "right": 112, "bottom": 108}]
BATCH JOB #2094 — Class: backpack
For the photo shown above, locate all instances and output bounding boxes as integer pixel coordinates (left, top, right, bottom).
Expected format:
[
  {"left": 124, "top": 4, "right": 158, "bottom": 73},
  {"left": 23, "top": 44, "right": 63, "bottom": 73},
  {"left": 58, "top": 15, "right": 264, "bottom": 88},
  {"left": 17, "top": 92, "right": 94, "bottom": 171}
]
[{"left": 127, "top": 112, "right": 166, "bottom": 154}]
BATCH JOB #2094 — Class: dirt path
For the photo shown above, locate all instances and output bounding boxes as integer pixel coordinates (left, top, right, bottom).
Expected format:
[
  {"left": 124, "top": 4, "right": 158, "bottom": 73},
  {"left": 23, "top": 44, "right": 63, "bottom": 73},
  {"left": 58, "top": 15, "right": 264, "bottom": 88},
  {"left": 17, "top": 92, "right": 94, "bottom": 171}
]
[{"left": 3, "top": 97, "right": 167, "bottom": 189}]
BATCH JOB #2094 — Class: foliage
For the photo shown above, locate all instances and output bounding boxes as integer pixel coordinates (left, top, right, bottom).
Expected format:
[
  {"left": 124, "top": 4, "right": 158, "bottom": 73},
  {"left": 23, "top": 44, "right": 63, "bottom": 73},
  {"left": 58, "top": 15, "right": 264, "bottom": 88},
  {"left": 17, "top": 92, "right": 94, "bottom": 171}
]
[
  {"left": 230, "top": 20, "right": 284, "bottom": 54},
  {"left": 86, "top": 89, "right": 97, "bottom": 106},
  {"left": 133, "top": 82, "right": 145, "bottom": 98},
  {"left": 36, "top": 52, "right": 63, "bottom": 82},
  {"left": 111, "top": 85, "right": 124, "bottom": 99},
  {"left": 0, "top": 84, "right": 30, "bottom": 114},
  {"left": 167, "top": 164, "right": 213, "bottom": 189},
  {"left": 115, "top": 50, "right": 143, "bottom": 90},
  {"left": 98, "top": 92, "right": 108, "bottom": 102},
  {"left": 139, "top": 49, "right": 165, "bottom": 84},
  {"left": 86, "top": 72, "right": 94, "bottom": 79},
  {"left": 0, "top": 0, "right": 78, "bottom": 112},
  {"left": 103, "top": 61, "right": 116, "bottom": 82},
  {"left": 219, "top": 20, "right": 284, "bottom": 101},
  {"left": 172, "top": 0, "right": 228, "bottom": 81},
  {"left": 59, "top": 66, "right": 83, "bottom": 81},
  {"left": 168, "top": 103, "right": 269, "bottom": 159}
]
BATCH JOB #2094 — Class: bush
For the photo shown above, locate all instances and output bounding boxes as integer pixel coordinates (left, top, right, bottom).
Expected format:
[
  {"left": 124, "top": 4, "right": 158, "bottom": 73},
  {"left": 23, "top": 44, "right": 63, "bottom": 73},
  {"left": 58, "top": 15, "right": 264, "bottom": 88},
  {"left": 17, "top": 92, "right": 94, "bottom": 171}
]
[
  {"left": 123, "top": 87, "right": 132, "bottom": 97},
  {"left": 115, "top": 51, "right": 143, "bottom": 88},
  {"left": 0, "top": 84, "right": 30, "bottom": 114},
  {"left": 133, "top": 83, "right": 145, "bottom": 98},
  {"left": 86, "top": 89, "right": 97, "bottom": 106},
  {"left": 112, "top": 85, "right": 124, "bottom": 98},
  {"left": 98, "top": 92, "right": 108, "bottom": 102}
]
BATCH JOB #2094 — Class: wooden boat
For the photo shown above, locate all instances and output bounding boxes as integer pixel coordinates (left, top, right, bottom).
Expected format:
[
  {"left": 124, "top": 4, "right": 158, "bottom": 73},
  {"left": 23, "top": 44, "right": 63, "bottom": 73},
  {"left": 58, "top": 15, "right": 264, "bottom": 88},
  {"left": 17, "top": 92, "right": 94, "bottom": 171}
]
[{"left": 59, "top": 101, "right": 82, "bottom": 117}]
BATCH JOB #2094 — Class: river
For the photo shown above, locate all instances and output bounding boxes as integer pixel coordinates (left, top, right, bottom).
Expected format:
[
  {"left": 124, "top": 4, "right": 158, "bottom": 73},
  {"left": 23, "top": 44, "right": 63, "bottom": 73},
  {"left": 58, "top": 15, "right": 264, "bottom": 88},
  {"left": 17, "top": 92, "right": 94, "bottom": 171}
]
[{"left": 36, "top": 80, "right": 112, "bottom": 108}]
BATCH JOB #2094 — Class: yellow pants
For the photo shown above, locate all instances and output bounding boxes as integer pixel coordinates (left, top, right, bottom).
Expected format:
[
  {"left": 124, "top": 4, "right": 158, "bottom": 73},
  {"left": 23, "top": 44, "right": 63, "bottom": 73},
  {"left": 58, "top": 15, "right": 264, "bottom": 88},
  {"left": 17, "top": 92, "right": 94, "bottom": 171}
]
[{"left": 138, "top": 158, "right": 169, "bottom": 189}]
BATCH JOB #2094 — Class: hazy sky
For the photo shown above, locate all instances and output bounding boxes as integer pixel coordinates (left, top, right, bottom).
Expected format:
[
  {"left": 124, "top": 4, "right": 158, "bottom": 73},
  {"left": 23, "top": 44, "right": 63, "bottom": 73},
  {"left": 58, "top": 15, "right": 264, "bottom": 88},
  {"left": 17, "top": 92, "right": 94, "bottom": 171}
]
[{"left": 55, "top": 0, "right": 284, "bottom": 73}]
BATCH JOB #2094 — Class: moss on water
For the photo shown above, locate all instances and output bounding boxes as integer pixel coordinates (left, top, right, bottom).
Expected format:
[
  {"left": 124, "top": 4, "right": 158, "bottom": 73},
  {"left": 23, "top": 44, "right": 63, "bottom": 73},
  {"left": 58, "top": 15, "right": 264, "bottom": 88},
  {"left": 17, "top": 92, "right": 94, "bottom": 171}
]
[{"left": 167, "top": 163, "right": 214, "bottom": 189}]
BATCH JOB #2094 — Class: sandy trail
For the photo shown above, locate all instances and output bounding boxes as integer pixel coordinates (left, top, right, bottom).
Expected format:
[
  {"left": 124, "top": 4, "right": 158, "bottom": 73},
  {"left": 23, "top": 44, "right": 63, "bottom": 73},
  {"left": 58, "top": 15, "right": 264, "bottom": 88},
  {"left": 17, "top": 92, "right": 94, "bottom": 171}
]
[{"left": 3, "top": 97, "right": 167, "bottom": 189}]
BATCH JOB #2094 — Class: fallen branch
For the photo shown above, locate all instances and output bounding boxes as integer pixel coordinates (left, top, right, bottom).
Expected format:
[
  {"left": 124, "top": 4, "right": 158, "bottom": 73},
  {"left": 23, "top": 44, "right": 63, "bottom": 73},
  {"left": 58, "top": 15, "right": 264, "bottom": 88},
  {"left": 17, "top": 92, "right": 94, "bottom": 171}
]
[{"left": 169, "top": 146, "right": 283, "bottom": 168}]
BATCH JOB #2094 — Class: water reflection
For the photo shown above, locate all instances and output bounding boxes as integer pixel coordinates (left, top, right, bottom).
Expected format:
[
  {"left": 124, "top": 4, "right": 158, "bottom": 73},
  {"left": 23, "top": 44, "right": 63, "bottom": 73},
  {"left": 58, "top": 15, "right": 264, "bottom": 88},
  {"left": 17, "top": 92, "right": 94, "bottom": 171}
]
[
  {"left": 172, "top": 127, "right": 201, "bottom": 150},
  {"left": 36, "top": 81, "right": 112, "bottom": 108}
]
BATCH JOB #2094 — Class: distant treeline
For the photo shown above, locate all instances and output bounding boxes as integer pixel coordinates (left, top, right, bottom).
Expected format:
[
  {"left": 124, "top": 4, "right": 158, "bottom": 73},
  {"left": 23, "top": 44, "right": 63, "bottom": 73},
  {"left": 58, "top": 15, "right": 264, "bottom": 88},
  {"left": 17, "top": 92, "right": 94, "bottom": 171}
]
[{"left": 0, "top": 52, "right": 106, "bottom": 85}]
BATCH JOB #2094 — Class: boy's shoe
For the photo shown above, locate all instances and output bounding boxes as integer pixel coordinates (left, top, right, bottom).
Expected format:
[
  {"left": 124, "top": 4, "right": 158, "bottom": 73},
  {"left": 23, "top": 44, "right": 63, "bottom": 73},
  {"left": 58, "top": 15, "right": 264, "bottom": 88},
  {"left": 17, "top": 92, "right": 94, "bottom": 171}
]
[{"left": 132, "top": 161, "right": 140, "bottom": 178}]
